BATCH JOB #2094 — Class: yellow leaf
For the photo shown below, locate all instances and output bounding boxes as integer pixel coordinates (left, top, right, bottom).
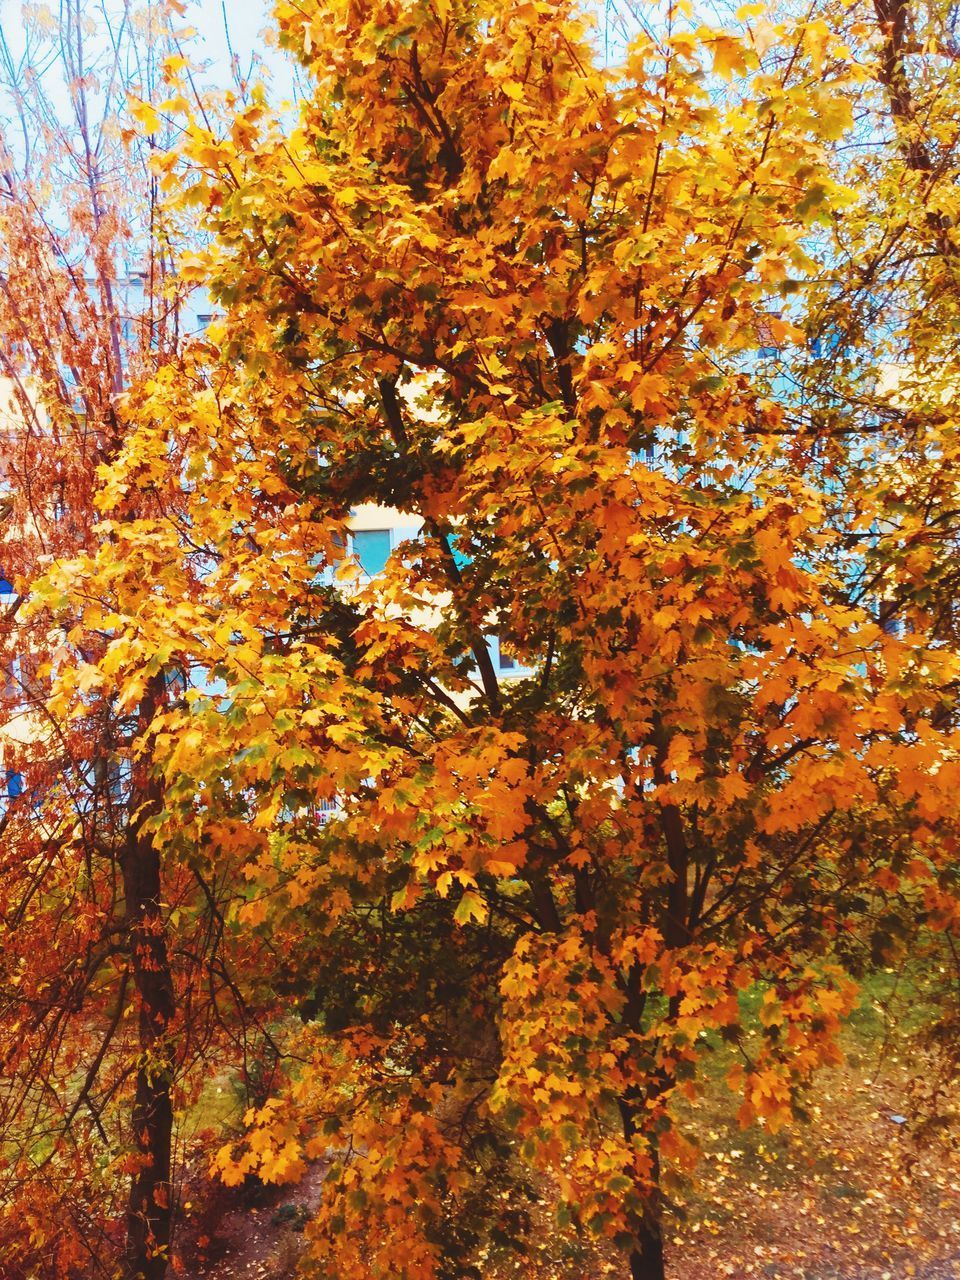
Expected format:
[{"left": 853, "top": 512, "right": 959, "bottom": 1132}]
[
  {"left": 711, "top": 34, "right": 746, "bottom": 81},
  {"left": 239, "top": 897, "right": 269, "bottom": 927},
  {"left": 453, "top": 890, "right": 488, "bottom": 926},
  {"left": 130, "top": 98, "right": 163, "bottom": 135},
  {"left": 815, "top": 93, "right": 853, "bottom": 141},
  {"left": 485, "top": 859, "right": 520, "bottom": 878},
  {"left": 162, "top": 53, "right": 190, "bottom": 78},
  {"left": 77, "top": 663, "right": 104, "bottom": 695},
  {"left": 488, "top": 148, "right": 523, "bottom": 183}
]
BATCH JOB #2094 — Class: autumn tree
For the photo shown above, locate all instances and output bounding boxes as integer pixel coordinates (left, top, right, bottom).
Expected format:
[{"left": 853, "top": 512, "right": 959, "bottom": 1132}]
[
  {"left": 40, "top": 1, "right": 960, "bottom": 1278},
  {"left": 0, "top": 4, "right": 284, "bottom": 1276},
  {"left": 798, "top": 0, "right": 960, "bottom": 1118}
]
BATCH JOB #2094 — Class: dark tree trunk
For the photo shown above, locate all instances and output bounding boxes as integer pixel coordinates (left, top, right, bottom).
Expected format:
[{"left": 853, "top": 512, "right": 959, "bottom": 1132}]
[
  {"left": 121, "top": 680, "right": 175, "bottom": 1280},
  {"left": 622, "top": 791, "right": 688, "bottom": 1280},
  {"left": 629, "top": 1216, "right": 666, "bottom": 1280},
  {"left": 620, "top": 1094, "right": 667, "bottom": 1280}
]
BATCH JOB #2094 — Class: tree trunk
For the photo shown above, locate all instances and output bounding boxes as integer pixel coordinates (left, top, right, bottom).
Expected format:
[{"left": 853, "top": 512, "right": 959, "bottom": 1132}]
[
  {"left": 629, "top": 1216, "right": 666, "bottom": 1280},
  {"left": 121, "top": 680, "right": 175, "bottom": 1280},
  {"left": 620, "top": 1094, "right": 666, "bottom": 1280}
]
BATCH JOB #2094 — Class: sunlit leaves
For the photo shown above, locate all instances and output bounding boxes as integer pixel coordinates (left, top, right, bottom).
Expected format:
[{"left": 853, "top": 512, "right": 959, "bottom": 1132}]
[{"left": 25, "top": 0, "right": 960, "bottom": 1275}]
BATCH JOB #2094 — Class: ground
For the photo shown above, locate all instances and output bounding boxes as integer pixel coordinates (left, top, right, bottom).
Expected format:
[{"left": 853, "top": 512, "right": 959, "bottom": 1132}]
[
  {"left": 670, "top": 1053, "right": 960, "bottom": 1279},
  {"left": 174, "top": 965, "right": 960, "bottom": 1279},
  {"left": 668, "top": 962, "right": 960, "bottom": 1278}
]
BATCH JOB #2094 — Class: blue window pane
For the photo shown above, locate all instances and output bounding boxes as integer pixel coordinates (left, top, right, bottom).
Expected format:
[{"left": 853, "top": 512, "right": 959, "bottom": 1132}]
[
  {"left": 0, "top": 576, "right": 13, "bottom": 594},
  {"left": 353, "top": 529, "right": 392, "bottom": 576},
  {"left": 811, "top": 330, "right": 842, "bottom": 358},
  {"left": 449, "top": 534, "right": 472, "bottom": 570},
  {"left": 488, "top": 637, "right": 524, "bottom": 674},
  {"left": 6, "top": 770, "right": 23, "bottom": 799}
]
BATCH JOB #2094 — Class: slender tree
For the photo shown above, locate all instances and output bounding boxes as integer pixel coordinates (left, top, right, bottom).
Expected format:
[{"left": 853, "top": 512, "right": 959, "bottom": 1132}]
[{"left": 0, "top": 4, "right": 280, "bottom": 1275}]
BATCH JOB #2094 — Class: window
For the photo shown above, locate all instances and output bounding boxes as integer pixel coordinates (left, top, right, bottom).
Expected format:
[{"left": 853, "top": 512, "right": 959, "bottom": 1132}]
[
  {"left": 2, "top": 654, "right": 41, "bottom": 704},
  {"left": 810, "top": 330, "right": 843, "bottom": 359},
  {"left": 880, "top": 600, "right": 903, "bottom": 637},
  {"left": 109, "top": 760, "right": 130, "bottom": 804},
  {"left": 0, "top": 575, "right": 13, "bottom": 595},
  {"left": 631, "top": 443, "right": 656, "bottom": 464},
  {"left": 448, "top": 532, "right": 473, "bottom": 570},
  {"left": 352, "top": 529, "right": 392, "bottom": 577},
  {"left": 164, "top": 665, "right": 187, "bottom": 699},
  {"left": 497, "top": 643, "right": 521, "bottom": 672},
  {"left": 756, "top": 313, "right": 782, "bottom": 360},
  {"left": 5, "top": 770, "right": 22, "bottom": 800},
  {"left": 2, "top": 660, "right": 18, "bottom": 703},
  {"left": 315, "top": 796, "right": 341, "bottom": 825},
  {"left": 18, "top": 653, "right": 40, "bottom": 699},
  {"left": 197, "top": 314, "right": 216, "bottom": 331},
  {"left": 92, "top": 757, "right": 129, "bottom": 806},
  {"left": 489, "top": 636, "right": 525, "bottom": 675}
]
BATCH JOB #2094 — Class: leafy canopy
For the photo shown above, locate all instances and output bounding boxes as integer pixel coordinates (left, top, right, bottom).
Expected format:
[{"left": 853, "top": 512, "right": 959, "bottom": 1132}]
[{"left": 35, "top": 0, "right": 960, "bottom": 1275}]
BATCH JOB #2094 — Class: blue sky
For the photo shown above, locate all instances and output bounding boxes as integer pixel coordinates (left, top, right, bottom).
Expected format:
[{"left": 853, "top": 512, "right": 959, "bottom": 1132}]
[
  {"left": 0, "top": 0, "right": 296, "bottom": 123},
  {"left": 179, "top": 0, "right": 292, "bottom": 93}
]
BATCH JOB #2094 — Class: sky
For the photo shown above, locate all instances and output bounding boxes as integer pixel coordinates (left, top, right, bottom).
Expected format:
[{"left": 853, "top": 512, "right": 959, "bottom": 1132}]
[
  {"left": 0, "top": 0, "right": 680, "bottom": 137},
  {"left": 0, "top": 0, "right": 298, "bottom": 128},
  {"left": 0, "top": 0, "right": 657, "bottom": 159},
  {"left": 177, "top": 0, "right": 296, "bottom": 96}
]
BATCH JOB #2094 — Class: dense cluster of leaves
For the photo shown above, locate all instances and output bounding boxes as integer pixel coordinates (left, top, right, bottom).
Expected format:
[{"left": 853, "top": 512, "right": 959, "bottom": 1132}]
[{"left": 6, "top": 0, "right": 960, "bottom": 1277}]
